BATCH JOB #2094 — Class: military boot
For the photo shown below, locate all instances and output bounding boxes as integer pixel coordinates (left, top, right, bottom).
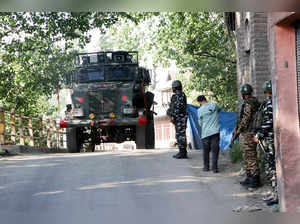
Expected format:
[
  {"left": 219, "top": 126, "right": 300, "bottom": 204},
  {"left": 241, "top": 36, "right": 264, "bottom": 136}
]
[
  {"left": 176, "top": 148, "right": 188, "bottom": 159},
  {"left": 266, "top": 198, "right": 279, "bottom": 206},
  {"left": 172, "top": 152, "right": 181, "bottom": 158},
  {"left": 240, "top": 173, "right": 251, "bottom": 186},
  {"left": 264, "top": 192, "right": 279, "bottom": 206},
  {"left": 263, "top": 192, "right": 274, "bottom": 201},
  {"left": 247, "top": 175, "right": 261, "bottom": 188}
]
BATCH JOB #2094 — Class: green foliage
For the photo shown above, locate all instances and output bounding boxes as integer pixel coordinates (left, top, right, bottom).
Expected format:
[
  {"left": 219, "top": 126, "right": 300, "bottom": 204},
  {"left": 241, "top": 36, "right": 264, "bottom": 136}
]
[
  {"left": 95, "top": 12, "right": 238, "bottom": 111},
  {"left": 0, "top": 12, "right": 133, "bottom": 117},
  {"left": 155, "top": 12, "right": 238, "bottom": 111},
  {"left": 256, "top": 146, "right": 267, "bottom": 181},
  {"left": 229, "top": 141, "right": 243, "bottom": 163},
  {"left": 0, "top": 12, "right": 238, "bottom": 116},
  {"left": 96, "top": 15, "right": 160, "bottom": 67},
  {"left": 0, "top": 151, "right": 8, "bottom": 156}
]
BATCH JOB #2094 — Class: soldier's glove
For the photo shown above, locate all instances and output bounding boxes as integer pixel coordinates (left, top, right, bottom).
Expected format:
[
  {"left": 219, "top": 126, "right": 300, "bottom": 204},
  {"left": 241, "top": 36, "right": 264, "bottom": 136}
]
[{"left": 166, "top": 114, "right": 174, "bottom": 124}]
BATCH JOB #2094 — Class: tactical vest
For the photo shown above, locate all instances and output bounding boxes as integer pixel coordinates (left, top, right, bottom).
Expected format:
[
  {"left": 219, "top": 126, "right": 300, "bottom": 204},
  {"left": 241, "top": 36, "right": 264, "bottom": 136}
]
[{"left": 239, "top": 97, "right": 261, "bottom": 133}]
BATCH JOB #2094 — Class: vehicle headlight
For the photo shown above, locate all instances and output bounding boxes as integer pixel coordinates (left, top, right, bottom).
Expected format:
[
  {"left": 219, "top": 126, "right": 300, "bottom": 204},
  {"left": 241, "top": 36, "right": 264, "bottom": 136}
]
[
  {"left": 89, "top": 113, "right": 95, "bottom": 119},
  {"left": 109, "top": 113, "right": 116, "bottom": 118}
]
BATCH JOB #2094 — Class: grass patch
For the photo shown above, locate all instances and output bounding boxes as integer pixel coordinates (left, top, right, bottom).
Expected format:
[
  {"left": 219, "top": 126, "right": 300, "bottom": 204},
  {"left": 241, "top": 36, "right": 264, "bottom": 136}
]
[
  {"left": 0, "top": 149, "right": 10, "bottom": 157},
  {"left": 256, "top": 146, "right": 268, "bottom": 182},
  {"left": 0, "top": 151, "right": 7, "bottom": 156},
  {"left": 229, "top": 141, "right": 243, "bottom": 163}
]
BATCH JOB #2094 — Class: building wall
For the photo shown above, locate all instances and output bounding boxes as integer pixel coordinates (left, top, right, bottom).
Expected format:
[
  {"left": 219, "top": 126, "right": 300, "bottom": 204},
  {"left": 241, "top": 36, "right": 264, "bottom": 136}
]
[
  {"left": 151, "top": 67, "right": 193, "bottom": 148},
  {"left": 235, "top": 12, "right": 271, "bottom": 103},
  {"left": 268, "top": 12, "right": 300, "bottom": 212},
  {"left": 235, "top": 11, "right": 300, "bottom": 211},
  {"left": 154, "top": 116, "right": 176, "bottom": 148},
  {"left": 150, "top": 68, "right": 178, "bottom": 148}
]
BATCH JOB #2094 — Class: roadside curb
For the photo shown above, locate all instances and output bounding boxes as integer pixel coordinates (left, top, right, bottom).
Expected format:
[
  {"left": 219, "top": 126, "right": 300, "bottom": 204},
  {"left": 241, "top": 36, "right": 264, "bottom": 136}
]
[{"left": 0, "top": 145, "right": 68, "bottom": 155}]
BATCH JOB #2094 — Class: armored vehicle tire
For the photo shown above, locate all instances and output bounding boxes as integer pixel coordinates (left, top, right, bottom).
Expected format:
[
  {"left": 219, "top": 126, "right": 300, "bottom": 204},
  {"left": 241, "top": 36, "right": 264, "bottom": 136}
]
[
  {"left": 135, "top": 119, "right": 155, "bottom": 149},
  {"left": 89, "top": 143, "right": 96, "bottom": 152},
  {"left": 146, "top": 119, "right": 155, "bottom": 149},
  {"left": 135, "top": 125, "right": 146, "bottom": 149},
  {"left": 66, "top": 128, "right": 81, "bottom": 153}
]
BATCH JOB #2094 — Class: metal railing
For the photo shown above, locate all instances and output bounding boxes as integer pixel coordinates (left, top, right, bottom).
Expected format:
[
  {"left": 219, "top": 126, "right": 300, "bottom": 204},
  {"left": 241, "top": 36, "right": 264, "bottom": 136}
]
[{"left": 0, "top": 107, "right": 66, "bottom": 149}]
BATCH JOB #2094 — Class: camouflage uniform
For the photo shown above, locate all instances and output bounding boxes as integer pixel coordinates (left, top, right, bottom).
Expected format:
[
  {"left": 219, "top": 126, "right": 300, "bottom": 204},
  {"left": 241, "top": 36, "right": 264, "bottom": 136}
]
[
  {"left": 256, "top": 96, "right": 278, "bottom": 200},
  {"left": 235, "top": 97, "right": 260, "bottom": 177},
  {"left": 167, "top": 90, "right": 187, "bottom": 156}
]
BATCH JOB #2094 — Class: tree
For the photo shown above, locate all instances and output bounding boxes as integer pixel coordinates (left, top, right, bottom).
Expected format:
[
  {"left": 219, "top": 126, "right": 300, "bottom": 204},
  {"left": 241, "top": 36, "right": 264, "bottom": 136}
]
[
  {"left": 93, "top": 12, "right": 237, "bottom": 111},
  {"left": 0, "top": 12, "right": 133, "bottom": 116},
  {"left": 1, "top": 12, "right": 236, "bottom": 115},
  {"left": 96, "top": 15, "right": 160, "bottom": 66},
  {"left": 156, "top": 12, "right": 237, "bottom": 111}
]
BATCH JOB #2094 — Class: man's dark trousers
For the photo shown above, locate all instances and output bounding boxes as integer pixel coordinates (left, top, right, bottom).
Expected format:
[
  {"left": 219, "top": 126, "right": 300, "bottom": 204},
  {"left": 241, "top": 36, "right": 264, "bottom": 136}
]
[{"left": 202, "top": 133, "right": 220, "bottom": 170}]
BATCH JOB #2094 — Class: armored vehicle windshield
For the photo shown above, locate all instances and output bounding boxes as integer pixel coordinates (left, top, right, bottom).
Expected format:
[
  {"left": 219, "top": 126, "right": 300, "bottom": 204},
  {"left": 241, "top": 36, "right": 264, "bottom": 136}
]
[
  {"left": 77, "top": 68, "right": 105, "bottom": 83},
  {"left": 76, "top": 66, "right": 136, "bottom": 83},
  {"left": 105, "top": 66, "right": 136, "bottom": 82},
  {"left": 75, "top": 51, "right": 138, "bottom": 83}
]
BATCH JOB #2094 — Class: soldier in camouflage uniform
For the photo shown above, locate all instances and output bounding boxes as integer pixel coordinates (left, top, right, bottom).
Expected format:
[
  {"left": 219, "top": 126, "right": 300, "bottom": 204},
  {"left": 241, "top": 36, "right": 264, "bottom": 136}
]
[
  {"left": 253, "top": 80, "right": 278, "bottom": 206},
  {"left": 231, "top": 84, "right": 261, "bottom": 188},
  {"left": 167, "top": 80, "right": 188, "bottom": 159}
]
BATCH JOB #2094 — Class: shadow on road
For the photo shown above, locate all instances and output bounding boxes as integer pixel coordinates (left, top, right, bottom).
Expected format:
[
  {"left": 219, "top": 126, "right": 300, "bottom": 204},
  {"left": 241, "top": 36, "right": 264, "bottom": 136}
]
[{"left": 0, "top": 148, "right": 272, "bottom": 213}]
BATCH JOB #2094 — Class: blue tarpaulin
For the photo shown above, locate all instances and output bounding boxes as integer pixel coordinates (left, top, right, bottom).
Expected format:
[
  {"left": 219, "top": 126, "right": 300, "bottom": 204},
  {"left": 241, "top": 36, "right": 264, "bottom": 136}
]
[{"left": 187, "top": 104, "right": 237, "bottom": 150}]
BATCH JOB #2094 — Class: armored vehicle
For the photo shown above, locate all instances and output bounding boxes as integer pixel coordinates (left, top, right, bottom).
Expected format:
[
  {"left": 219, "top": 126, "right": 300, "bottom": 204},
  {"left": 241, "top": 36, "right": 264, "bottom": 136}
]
[{"left": 60, "top": 51, "right": 155, "bottom": 152}]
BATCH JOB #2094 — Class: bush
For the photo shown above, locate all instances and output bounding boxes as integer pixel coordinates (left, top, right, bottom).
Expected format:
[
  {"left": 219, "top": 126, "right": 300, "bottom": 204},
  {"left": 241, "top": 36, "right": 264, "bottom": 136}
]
[{"left": 229, "top": 141, "right": 243, "bottom": 163}]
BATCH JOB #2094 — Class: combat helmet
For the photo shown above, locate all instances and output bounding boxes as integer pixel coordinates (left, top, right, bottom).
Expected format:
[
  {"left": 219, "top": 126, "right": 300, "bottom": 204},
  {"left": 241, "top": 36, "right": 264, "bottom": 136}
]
[
  {"left": 240, "top": 84, "right": 253, "bottom": 95},
  {"left": 263, "top": 80, "right": 272, "bottom": 93},
  {"left": 171, "top": 80, "right": 182, "bottom": 91}
]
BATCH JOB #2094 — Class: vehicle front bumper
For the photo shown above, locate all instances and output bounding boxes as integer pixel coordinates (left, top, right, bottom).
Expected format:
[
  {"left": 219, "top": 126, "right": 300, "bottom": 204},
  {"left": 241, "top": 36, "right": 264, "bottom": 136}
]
[{"left": 64, "top": 118, "right": 140, "bottom": 128}]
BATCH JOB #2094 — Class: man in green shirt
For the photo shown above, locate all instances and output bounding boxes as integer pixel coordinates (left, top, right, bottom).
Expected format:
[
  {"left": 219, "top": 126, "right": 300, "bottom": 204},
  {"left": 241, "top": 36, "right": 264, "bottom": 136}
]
[{"left": 197, "top": 95, "right": 222, "bottom": 173}]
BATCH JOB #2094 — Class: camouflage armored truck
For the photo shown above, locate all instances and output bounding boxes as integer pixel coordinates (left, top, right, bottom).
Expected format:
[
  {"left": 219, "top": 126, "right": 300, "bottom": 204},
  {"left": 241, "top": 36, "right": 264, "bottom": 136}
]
[{"left": 60, "top": 51, "right": 155, "bottom": 152}]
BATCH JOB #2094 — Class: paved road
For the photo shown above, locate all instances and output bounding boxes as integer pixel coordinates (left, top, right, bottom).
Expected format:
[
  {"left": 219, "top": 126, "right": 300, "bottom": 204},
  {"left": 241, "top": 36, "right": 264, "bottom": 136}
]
[{"left": 0, "top": 149, "right": 249, "bottom": 224}]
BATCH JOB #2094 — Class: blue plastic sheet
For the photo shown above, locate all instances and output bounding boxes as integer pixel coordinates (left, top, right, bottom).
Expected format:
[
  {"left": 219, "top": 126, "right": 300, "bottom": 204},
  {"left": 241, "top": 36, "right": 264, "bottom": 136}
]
[
  {"left": 187, "top": 104, "right": 237, "bottom": 150},
  {"left": 187, "top": 105, "right": 203, "bottom": 149}
]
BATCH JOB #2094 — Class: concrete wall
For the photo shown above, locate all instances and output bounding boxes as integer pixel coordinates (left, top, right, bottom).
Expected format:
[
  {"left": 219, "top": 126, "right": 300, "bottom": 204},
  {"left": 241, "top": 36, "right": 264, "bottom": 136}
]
[{"left": 268, "top": 12, "right": 300, "bottom": 212}]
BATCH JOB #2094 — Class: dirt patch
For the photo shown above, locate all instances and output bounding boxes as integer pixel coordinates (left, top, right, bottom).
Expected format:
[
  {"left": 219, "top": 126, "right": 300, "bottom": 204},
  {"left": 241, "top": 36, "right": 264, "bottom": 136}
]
[{"left": 186, "top": 149, "right": 279, "bottom": 212}]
